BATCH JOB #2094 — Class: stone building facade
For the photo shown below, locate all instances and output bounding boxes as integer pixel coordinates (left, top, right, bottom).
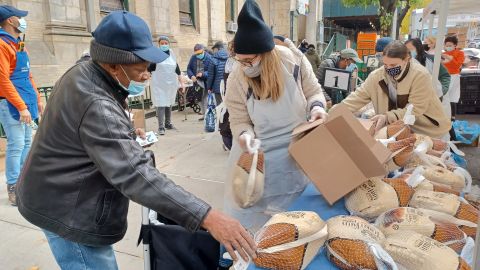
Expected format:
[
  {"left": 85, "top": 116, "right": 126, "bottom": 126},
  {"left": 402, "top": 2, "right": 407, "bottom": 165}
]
[{"left": 0, "top": 0, "right": 318, "bottom": 87}]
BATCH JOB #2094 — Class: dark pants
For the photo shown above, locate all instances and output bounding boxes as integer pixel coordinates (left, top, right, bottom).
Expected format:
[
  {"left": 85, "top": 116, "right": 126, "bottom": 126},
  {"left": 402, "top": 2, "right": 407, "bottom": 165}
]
[
  {"left": 156, "top": 106, "right": 171, "bottom": 129},
  {"left": 449, "top": 102, "right": 457, "bottom": 140}
]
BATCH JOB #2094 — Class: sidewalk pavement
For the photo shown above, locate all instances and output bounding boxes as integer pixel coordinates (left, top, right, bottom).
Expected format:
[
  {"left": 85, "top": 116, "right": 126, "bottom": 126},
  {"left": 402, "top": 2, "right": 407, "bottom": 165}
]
[{"left": 0, "top": 109, "right": 229, "bottom": 270}]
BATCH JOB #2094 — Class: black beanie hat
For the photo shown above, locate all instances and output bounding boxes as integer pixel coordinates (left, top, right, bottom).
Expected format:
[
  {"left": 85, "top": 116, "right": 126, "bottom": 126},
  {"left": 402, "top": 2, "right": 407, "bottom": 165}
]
[{"left": 234, "top": 0, "right": 274, "bottom": 54}]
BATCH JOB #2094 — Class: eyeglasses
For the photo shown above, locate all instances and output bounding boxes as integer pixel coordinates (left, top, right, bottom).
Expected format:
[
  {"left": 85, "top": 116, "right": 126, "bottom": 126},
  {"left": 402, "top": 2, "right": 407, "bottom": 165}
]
[{"left": 234, "top": 55, "right": 259, "bottom": 67}]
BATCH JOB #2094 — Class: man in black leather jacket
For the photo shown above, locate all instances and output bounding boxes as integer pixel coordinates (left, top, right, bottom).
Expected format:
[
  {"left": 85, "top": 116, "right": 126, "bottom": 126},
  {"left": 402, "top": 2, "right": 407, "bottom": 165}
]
[{"left": 16, "top": 11, "right": 256, "bottom": 269}]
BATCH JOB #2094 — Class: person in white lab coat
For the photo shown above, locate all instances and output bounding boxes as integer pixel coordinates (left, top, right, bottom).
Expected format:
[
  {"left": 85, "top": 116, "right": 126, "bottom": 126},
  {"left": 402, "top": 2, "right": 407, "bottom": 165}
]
[{"left": 149, "top": 36, "right": 185, "bottom": 135}]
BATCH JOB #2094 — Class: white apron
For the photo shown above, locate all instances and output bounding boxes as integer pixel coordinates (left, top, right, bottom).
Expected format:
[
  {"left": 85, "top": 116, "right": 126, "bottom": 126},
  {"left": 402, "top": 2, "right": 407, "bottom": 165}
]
[
  {"left": 224, "top": 63, "right": 310, "bottom": 233},
  {"left": 426, "top": 58, "right": 451, "bottom": 118},
  {"left": 151, "top": 54, "right": 179, "bottom": 107},
  {"left": 448, "top": 74, "right": 461, "bottom": 103}
]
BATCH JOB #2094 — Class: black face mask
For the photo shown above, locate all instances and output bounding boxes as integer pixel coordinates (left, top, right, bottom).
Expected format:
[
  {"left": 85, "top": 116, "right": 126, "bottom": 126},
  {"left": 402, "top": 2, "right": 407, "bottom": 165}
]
[{"left": 423, "top": 43, "right": 430, "bottom": 51}]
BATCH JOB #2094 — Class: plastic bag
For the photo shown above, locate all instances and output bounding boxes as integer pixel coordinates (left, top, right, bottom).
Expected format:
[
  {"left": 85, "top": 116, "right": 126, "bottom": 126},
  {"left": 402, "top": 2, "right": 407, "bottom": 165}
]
[
  {"left": 382, "top": 231, "right": 471, "bottom": 270},
  {"left": 204, "top": 92, "right": 216, "bottom": 133},
  {"left": 453, "top": 120, "right": 480, "bottom": 145},
  {"left": 375, "top": 207, "right": 467, "bottom": 253},
  {"left": 232, "top": 140, "right": 264, "bottom": 208},
  {"left": 253, "top": 211, "right": 328, "bottom": 270},
  {"left": 326, "top": 215, "right": 397, "bottom": 270},
  {"left": 345, "top": 177, "right": 414, "bottom": 221},
  {"left": 409, "top": 190, "right": 478, "bottom": 239}
]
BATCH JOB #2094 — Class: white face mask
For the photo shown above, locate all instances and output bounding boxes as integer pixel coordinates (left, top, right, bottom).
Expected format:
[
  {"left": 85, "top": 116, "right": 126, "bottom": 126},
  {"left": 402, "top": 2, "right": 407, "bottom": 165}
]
[
  {"left": 16, "top": 18, "right": 27, "bottom": 33},
  {"left": 242, "top": 61, "right": 261, "bottom": 78}
]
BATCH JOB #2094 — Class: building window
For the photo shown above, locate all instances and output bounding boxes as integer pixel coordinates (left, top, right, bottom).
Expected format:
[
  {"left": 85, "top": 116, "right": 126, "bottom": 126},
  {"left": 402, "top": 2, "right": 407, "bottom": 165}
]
[
  {"left": 100, "top": 0, "right": 128, "bottom": 13},
  {"left": 179, "top": 0, "right": 195, "bottom": 26},
  {"left": 225, "top": 0, "right": 237, "bottom": 22}
]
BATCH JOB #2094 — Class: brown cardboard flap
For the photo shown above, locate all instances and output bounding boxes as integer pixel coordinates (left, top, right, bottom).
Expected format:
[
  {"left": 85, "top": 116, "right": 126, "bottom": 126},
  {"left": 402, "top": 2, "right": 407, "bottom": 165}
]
[
  {"left": 292, "top": 119, "right": 325, "bottom": 137},
  {"left": 358, "top": 118, "right": 376, "bottom": 136},
  {"left": 325, "top": 117, "right": 388, "bottom": 177},
  {"left": 289, "top": 103, "right": 391, "bottom": 205},
  {"left": 289, "top": 124, "right": 371, "bottom": 205}
]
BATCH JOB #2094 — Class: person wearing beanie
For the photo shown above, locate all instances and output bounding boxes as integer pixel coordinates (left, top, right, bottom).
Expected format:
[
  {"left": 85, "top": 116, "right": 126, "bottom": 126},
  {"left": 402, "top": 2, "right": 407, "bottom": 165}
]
[
  {"left": 149, "top": 35, "right": 184, "bottom": 135},
  {"left": 318, "top": 48, "right": 362, "bottom": 104},
  {"left": 16, "top": 11, "right": 256, "bottom": 269},
  {"left": 375, "top": 37, "right": 393, "bottom": 67},
  {"left": 187, "top": 43, "right": 213, "bottom": 120},
  {"left": 222, "top": 0, "right": 329, "bottom": 266},
  {"left": 0, "top": 5, "right": 43, "bottom": 206}
]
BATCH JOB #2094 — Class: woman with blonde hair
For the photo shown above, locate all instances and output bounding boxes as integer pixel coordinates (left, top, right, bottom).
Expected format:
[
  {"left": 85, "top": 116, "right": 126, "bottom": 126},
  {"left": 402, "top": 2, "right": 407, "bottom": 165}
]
[
  {"left": 424, "top": 36, "right": 437, "bottom": 55},
  {"left": 223, "top": 0, "right": 328, "bottom": 234}
]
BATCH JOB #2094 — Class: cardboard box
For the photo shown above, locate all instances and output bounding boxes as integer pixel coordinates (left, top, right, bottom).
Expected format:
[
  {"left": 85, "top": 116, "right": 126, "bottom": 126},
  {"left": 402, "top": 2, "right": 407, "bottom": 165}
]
[
  {"left": 358, "top": 118, "right": 376, "bottom": 136},
  {"left": 289, "top": 104, "right": 391, "bottom": 205}
]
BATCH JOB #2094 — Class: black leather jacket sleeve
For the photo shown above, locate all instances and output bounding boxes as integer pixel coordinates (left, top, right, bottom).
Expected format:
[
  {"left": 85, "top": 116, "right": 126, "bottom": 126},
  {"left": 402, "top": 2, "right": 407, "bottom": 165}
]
[{"left": 78, "top": 99, "right": 211, "bottom": 232}]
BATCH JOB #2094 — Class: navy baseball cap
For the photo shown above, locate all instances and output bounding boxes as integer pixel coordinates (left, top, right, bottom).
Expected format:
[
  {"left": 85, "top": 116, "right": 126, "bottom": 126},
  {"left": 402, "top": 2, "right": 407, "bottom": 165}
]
[
  {"left": 92, "top": 11, "right": 167, "bottom": 63},
  {"left": 0, "top": 5, "right": 28, "bottom": 22}
]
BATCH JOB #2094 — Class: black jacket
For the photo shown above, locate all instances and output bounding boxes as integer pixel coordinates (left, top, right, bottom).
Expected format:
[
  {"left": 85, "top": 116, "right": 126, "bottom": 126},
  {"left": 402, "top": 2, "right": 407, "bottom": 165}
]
[{"left": 17, "top": 61, "right": 211, "bottom": 246}]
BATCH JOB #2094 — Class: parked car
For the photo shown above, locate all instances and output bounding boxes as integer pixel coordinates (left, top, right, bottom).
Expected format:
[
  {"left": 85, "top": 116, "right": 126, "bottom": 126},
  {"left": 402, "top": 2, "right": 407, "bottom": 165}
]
[
  {"left": 468, "top": 39, "right": 480, "bottom": 49},
  {"left": 462, "top": 48, "right": 480, "bottom": 72}
]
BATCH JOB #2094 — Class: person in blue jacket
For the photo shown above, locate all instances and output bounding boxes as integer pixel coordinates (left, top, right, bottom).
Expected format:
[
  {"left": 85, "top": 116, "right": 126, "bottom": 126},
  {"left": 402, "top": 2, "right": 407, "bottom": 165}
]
[
  {"left": 206, "top": 41, "right": 228, "bottom": 106},
  {"left": 186, "top": 44, "right": 212, "bottom": 120}
]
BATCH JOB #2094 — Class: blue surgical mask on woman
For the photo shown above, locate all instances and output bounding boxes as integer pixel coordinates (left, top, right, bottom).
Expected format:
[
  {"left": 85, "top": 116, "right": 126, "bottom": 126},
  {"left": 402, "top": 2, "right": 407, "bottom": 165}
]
[
  {"left": 117, "top": 65, "right": 149, "bottom": 96},
  {"left": 196, "top": 52, "right": 205, "bottom": 60},
  {"left": 410, "top": 50, "right": 417, "bottom": 59},
  {"left": 160, "top": 45, "right": 169, "bottom": 52}
]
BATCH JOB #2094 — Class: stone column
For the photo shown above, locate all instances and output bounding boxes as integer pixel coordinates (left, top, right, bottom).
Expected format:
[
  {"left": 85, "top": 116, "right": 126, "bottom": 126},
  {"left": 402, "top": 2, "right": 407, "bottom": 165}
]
[{"left": 305, "top": 0, "right": 317, "bottom": 45}]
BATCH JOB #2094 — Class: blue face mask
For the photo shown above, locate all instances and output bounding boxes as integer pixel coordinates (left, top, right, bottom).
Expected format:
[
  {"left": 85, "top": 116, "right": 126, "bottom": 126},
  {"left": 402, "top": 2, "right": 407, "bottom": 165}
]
[
  {"left": 117, "top": 65, "right": 148, "bottom": 96},
  {"left": 196, "top": 52, "right": 205, "bottom": 60},
  {"left": 16, "top": 18, "right": 27, "bottom": 33},
  {"left": 410, "top": 50, "right": 417, "bottom": 59},
  {"left": 160, "top": 45, "right": 169, "bottom": 52},
  {"left": 346, "top": 63, "right": 357, "bottom": 72}
]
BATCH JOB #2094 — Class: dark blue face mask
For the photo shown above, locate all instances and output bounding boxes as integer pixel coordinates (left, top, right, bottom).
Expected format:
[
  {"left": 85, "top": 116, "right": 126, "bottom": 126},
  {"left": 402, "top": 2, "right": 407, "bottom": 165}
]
[{"left": 385, "top": 65, "right": 402, "bottom": 77}]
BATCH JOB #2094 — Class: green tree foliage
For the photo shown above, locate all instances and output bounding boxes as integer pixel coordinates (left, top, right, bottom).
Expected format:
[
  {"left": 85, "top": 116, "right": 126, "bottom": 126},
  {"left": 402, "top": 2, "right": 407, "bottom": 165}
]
[{"left": 342, "top": 0, "right": 423, "bottom": 37}]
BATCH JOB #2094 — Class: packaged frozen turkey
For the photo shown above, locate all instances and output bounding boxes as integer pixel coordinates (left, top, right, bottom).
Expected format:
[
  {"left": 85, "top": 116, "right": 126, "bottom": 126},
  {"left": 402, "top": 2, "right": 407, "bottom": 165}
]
[
  {"left": 345, "top": 177, "right": 414, "bottom": 221},
  {"left": 385, "top": 135, "right": 416, "bottom": 172},
  {"left": 253, "top": 211, "right": 327, "bottom": 270},
  {"left": 326, "top": 215, "right": 397, "bottom": 270},
  {"left": 374, "top": 120, "right": 412, "bottom": 141},
  {"left": 375, "top": 207, "right": 467, "bottom": 253},
  {"left": 400, "top": 168, "right": 461, "bottom": 196},
  {"left": 232, "top": 148, "right": 265, "bottom": 208},
  {"left": 409, "top": 190, "right": 478, "bottom": 238},
  {"left": 382, "top": 231, "right": 471, "bottom": 270}
]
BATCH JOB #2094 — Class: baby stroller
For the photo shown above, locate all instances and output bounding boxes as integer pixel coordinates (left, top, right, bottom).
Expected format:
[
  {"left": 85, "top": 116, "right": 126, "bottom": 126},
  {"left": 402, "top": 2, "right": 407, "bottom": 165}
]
[
  {"left": 138, "top": 151, "right": 220, "bottom": 270},
  {"left": 177, "top": 82, "right": 203, "bottom": 113}
]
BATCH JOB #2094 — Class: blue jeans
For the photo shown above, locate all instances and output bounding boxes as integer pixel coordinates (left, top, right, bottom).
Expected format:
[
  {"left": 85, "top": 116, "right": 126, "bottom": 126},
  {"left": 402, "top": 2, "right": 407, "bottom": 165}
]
[
  {"left": 43, "top": 230, "right": 119, "bottom": 270},
  {"left": 0, "top": 100, "right": 32, "bottom": 185}
]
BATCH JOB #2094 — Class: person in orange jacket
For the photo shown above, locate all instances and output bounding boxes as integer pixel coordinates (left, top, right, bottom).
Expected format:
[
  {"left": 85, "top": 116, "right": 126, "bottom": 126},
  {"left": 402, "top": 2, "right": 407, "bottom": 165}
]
[
  {"left": 0, "top": 5, "right": 43, "bottom": 206},
  {"left": 442, "top": 35, "right": 465, "bottom": 139}
]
